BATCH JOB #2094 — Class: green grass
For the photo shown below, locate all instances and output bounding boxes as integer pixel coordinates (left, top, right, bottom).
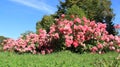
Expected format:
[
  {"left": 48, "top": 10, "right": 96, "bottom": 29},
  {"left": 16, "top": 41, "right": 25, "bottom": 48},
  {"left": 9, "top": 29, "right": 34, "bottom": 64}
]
[{"left": 0, "top": 51, "right": 119, "bottom": 67}]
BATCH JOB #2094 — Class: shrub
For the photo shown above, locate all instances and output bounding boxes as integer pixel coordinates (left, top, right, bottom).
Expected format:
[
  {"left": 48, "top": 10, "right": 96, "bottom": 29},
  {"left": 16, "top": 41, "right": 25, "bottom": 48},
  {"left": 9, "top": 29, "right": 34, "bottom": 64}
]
[
  {"left": 3, "top": 29, "right": 53, "bottom": 54},
  {"left": 3, "top": 14, "right": 120, "bottom": 54},
  {"left": 48, "top": 14, "right": 120, "bottom": 53}
]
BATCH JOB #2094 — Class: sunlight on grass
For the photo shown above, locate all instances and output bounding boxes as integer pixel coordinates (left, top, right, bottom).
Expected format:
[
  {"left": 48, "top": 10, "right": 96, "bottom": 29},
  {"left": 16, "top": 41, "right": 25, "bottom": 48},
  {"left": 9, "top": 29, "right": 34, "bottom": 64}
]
[{"left": 0, "top": 51, "right": 119, "bottom": 67}]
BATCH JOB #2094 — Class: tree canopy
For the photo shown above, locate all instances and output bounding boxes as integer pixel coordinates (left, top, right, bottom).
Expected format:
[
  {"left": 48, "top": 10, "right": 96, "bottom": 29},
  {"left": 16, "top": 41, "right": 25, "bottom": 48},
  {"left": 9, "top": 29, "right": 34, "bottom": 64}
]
[
  {"left": 36, "top": 15, "right": 55, "bottom": 33},
  {"left": 0, "top": 36, "right": 7, "bottom": 44},
  {"left": 57, "top": 0, "right": 116, "bottom": 35},
  {"left": 36, "top": 0, "right": 116, "bottom": 35}
]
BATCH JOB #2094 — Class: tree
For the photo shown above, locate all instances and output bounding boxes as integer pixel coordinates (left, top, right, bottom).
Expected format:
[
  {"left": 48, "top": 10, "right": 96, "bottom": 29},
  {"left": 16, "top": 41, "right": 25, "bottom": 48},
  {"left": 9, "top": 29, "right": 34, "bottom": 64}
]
[
  {"left": 36, "top": 15, "right": 55, "bottom": 33},
  {"left": 0, "top": 36, "right": 7, "bottom": 44},
  {"left": 36, "top": 5, "right": 86, "bottom": 33},
  {"left": 66, "top": 5, "right": 86, "bottom": 19},
  {"left": 57, "top": 0, "right": 116, "bottom": 35},
  {"left": 20, "top": 31, "right": 34, "bottom": 39}
]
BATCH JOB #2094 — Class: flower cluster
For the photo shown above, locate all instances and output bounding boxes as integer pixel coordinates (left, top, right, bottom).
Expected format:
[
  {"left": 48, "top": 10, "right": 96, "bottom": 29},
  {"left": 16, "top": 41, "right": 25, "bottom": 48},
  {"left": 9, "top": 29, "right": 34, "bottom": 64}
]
[
  {"left": 49, "top": 14, "right": 120, "bottom": 53},
  {"left": 3, "top": 14, "right": 120, "bottom": 54},
  {"left": 3, "top": 29, "right": 53, "bottom": 54}
]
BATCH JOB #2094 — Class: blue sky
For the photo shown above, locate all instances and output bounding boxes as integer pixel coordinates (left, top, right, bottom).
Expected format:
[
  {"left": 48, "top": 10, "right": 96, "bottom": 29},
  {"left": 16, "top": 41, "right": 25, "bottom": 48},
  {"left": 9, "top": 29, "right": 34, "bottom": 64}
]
[{"left": 0, "top": 0, "right": 120, "bottom": 39}]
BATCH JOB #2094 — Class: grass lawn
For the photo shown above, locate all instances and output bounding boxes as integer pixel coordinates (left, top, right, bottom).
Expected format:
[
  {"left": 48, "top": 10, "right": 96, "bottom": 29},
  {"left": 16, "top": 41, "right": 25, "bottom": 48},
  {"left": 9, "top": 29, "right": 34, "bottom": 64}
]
[{"left": 0, "top": 51, "right": 119, "bottom": 67}]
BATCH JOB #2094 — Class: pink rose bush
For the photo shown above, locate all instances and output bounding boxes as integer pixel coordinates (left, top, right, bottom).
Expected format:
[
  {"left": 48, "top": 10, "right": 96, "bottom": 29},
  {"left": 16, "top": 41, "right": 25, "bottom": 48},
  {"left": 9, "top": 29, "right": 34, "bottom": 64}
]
[
  {"left": 48, "top": 14, "right": 120, "bottom": 53},
  {"left": 3, "top": 29, "right": 53, "bottom": 54},
  {"left": 3, "top": 14, "right": 120, "bottom": 54}
]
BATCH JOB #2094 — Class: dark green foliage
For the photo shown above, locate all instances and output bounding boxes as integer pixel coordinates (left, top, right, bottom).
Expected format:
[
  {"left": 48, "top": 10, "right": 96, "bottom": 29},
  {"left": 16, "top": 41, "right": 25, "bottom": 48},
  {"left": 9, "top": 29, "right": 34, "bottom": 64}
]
[
  {"left": 36, "top": 2, "right": 86, "bottom": 33},
  {"left": 0, "top": 36, "right": 7, "bottom": 51},
  {"left": 66, "top": 5, "right": 86, "bottom": 19},
  {"left": 36, "top": 0, "right": 116, "bottom": 35},
  {"left": 36, "top": 15, "right": 55, "bottom": 33},
  {"left": 106, "top": 20, "right": 117, "bottom": 35},
  {"left": 20, "top": 31, "right": 34, "bottom": 39},
  {"left": 0, "top": 36, "right": 7, "bottom": 43},
  {"left": 57, "top": 0, "right": 116, "bottom": 35}
]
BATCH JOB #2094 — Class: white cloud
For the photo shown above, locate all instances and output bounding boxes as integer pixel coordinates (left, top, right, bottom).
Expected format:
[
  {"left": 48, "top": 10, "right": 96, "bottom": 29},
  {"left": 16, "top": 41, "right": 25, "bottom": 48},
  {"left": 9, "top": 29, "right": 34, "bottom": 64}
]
[{"left": 9, "top": 0, "right": 56, "bottom": 14}]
